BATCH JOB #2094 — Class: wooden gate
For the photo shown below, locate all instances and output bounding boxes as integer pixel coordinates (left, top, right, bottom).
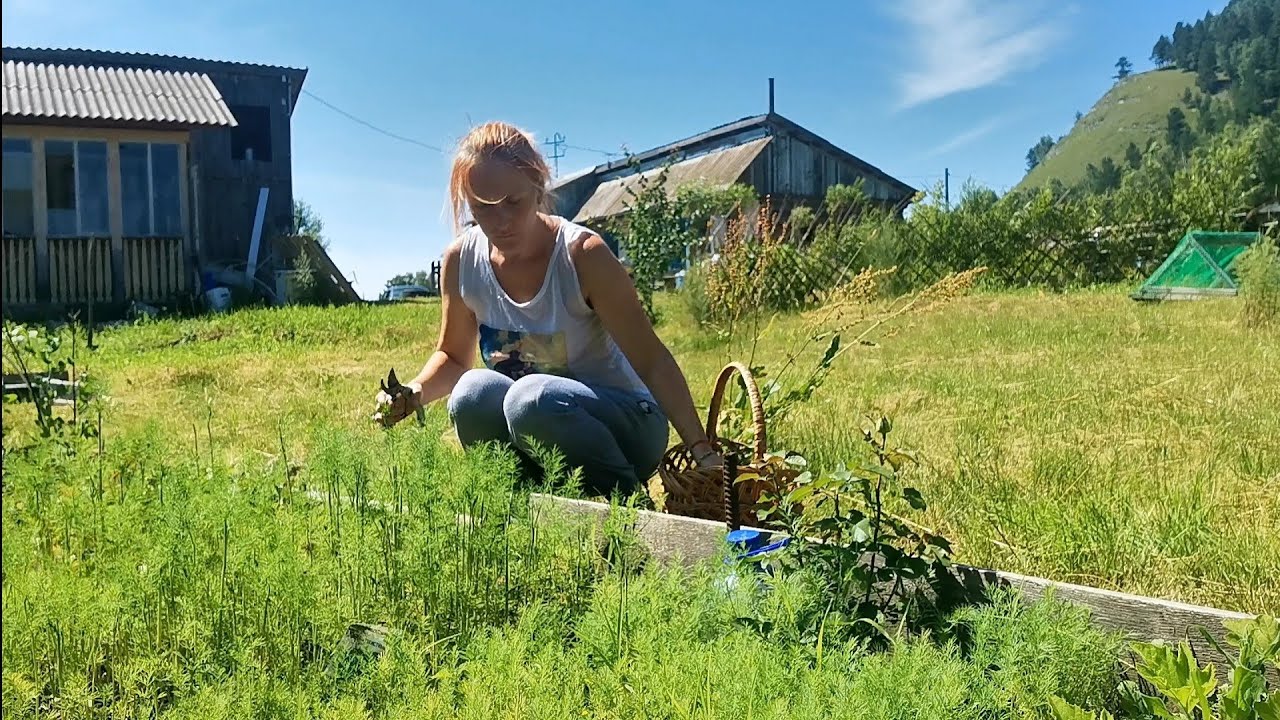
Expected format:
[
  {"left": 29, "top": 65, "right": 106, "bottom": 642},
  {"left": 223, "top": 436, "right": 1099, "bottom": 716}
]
[
  {"left": 3, "top": 237, "right": 38, "bottom": 304},
  {"left": 48, "top": 237, "right": 112, "bottom": 304},
  {"left": 123, "top": 237, "right": 186, "bottom": 302}
]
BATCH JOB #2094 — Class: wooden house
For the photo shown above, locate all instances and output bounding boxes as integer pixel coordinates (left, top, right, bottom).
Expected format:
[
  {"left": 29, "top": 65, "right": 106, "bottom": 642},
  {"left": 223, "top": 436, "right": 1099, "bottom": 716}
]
[{"left": 2, "top": 47, "right": 307, "bottom": 318}]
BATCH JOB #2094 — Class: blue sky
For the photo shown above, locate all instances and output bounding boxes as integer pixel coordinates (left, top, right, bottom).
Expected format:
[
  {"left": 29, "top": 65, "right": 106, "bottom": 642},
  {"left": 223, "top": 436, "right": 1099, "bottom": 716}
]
[{"left": 4, "top": 0, "right": 1227, "bottom": 299}]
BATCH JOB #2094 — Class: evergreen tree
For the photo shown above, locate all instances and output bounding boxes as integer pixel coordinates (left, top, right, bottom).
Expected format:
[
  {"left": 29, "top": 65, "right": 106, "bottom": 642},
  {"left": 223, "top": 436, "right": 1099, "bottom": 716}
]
[
  {"left": 1197, "top": 94, "right": 1219, "bottom": 136},
  {"left": 1025, "top": 135, "right": 1056, "bottom": 172},
  {"left": 1152, "top": 35, "right": 1174, "bottom": 67},
  {"left": 1085, "top": 157, "right": 1123, "bottom": 194},
  {"left": 1125, "top": 142, "right": 1144, "bottom": 171},
  {"left": 1196, "top": 42, "right": 1218, "bottom": 92},
  {"left": 1114, "top": 56, "right": 1134, "bottom": 80},
  {"left": 1167, "top": 107, "right": 1194, "bottom": 156},
  {"left": 1172, "top": 22, "right": 1192, "bottom": 67}
]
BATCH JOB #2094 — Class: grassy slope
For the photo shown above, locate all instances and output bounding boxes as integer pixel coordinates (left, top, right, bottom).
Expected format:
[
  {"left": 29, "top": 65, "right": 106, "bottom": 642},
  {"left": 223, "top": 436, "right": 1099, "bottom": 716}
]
[
  {"left": 1019, "top": 69, "right": 1199, "bottom": 191},
  {"left": 8, "top": 288, "right": 1278, "bottom": 612}
]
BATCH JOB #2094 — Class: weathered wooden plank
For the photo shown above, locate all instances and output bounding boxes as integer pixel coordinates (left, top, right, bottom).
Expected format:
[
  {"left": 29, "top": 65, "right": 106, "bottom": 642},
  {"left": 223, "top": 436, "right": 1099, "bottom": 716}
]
[
  {"left": 0, "top": 238, "right": 35, "bottom": 304},
  {"left": 531, "top": 494, "right": 1270, "bottom": 679}
]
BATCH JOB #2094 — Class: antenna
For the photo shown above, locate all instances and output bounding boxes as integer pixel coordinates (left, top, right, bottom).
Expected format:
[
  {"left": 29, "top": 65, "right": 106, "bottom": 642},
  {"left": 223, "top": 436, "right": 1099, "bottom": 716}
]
[{"left": 768, "top": 78, "right": 775, "bottom": 114}]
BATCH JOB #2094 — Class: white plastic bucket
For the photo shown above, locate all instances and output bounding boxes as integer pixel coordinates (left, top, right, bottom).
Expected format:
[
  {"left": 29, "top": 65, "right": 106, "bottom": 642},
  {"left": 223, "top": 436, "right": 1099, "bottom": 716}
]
[{"left": 204, "top": 287, "right": 232, "bottom": 313}]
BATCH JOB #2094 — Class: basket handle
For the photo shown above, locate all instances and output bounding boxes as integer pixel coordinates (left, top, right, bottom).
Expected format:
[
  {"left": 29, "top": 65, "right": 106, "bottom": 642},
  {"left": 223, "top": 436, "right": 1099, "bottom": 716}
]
[{"left": 705, "top": 361, "right": 767, "bottom": 463}]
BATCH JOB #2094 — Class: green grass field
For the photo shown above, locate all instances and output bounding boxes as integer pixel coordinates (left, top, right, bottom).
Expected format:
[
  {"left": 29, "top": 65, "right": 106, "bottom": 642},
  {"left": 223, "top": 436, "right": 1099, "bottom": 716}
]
[
  {"left": 8, "top": 285, "right": 1275, "bottom": 614},
  {"left": 1019, "top": 69, "right": 1200, "bottom": 191}
]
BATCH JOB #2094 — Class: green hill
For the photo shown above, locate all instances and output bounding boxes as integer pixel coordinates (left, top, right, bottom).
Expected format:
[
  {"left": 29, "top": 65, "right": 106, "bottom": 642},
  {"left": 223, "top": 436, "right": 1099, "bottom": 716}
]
[{"left": 1018, "top": 69, "right": 1199, "bottom": 191}]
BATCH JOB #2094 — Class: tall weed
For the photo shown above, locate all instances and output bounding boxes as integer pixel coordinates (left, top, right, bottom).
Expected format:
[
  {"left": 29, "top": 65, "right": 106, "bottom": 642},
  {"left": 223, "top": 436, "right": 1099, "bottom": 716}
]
[{"left": 1237, "top": 237, "right": 1280, "bottom": 328}]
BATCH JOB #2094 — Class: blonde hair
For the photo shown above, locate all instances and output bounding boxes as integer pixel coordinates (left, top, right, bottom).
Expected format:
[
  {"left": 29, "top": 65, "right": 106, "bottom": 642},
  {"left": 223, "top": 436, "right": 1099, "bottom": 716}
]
[{"left": 448, "top": 121, "right": 553, "bottom": 231}]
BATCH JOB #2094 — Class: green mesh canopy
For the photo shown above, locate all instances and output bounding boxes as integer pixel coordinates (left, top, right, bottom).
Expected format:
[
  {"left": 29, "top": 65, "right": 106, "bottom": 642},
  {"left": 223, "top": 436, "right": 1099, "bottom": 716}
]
[{"left": 1133, "top": 231, "right": 1261, "bottom": 300}]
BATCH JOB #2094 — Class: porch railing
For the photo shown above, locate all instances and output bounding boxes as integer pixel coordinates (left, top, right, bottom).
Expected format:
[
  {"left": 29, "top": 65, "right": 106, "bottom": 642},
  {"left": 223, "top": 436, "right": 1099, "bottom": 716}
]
[
  {"left": 123, "top": 237, "right": 186, "bottom": 302},
  {"left": 49, "top": 237, "right": 112, "bottom": 305},
  {"left": 3, "top": 236, "right": 38, "bottom": 305}
]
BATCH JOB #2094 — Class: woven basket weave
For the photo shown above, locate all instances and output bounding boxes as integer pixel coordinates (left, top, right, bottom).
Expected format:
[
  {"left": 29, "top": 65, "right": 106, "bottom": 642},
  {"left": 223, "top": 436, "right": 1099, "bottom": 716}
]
[{"left": 651, "top": 362, "right": 793, "bottom": 528}]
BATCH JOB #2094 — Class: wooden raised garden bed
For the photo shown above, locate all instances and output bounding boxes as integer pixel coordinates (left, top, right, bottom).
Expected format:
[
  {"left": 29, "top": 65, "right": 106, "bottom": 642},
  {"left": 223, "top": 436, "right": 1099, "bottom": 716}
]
[{"left": 530, "top": 493, "right": 1275, "bottom": 683}]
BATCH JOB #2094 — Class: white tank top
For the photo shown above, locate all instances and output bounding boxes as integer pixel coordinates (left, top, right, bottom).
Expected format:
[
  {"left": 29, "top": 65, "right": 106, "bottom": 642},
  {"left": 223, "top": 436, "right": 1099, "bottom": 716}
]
[{"left": 456, "top": 216, "right": 652, "bottom": 398}]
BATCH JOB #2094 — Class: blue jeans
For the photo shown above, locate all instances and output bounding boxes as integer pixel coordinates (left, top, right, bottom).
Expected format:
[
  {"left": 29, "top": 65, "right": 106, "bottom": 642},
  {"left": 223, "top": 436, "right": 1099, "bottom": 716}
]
[{"left": 446, "top": 369, "right": 670, "bottom": 496}]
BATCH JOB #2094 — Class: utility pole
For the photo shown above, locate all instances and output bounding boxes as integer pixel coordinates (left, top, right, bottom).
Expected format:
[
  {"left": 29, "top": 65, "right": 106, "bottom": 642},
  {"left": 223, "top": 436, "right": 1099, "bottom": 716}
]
[
  {"left": 544, "top": 132, "right": 566, "bottom": 176},
  {"left": 944, "top": 168, "right": 950, "bottom": 210}
]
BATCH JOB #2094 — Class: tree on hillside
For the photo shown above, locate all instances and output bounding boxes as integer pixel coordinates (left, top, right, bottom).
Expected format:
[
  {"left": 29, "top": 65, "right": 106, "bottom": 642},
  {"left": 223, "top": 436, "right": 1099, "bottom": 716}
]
[
  {"left": 1172, "top": 22, "right": 1193, "bottom": 67},
  {"left": 1114, "top": 56, "right": 1134, "bottom": 81},
  {"left": 1196, "top": 93, "right": 1219, "bottom": 135},
  {"left": 1075, "top": 110, "right": 1084, "bottom": 123},
  {"left": 1231, "top": 41, "right": 1271, "bottom": 120},
  {"left": 1025, "top": 135, "right": 1056, "bottom": 172},
  {"left": 1084, "top": 156, "right": 1123, "bottom": 194},
  {"left": 1167, "top": 107, "right": 1195, "bottom": 156},
  {"left": 1152, "top": 35, "right": 1174, "bottom": 67},
  {"left": 1195, "top": 42, "right": 1218, "bottom": 92},
  {"left": 1125, "top": 142, "right": 1144, "bottom": 171}
]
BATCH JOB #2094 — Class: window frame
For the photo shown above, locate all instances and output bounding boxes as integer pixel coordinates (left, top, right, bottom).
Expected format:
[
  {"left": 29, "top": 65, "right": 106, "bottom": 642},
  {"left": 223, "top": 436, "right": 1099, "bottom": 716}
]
[
  {"left": 119, "top": 140, "right": 183, "bottom": 238},
  {"left": 44, "top": 138, "right": 111, "bottom": 238},
  {"left": 2, "top": 137, "right": 36, "bottom": 237}
]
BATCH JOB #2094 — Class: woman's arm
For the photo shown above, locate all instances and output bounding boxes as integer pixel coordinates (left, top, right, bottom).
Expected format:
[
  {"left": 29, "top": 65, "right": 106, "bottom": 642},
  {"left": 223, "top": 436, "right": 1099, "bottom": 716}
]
[
  {"left": 571, "top": 233, "right": 722, "bottom": 467},
  {"left": 378, "top": 241, "right": 478, "bottom": 419}
]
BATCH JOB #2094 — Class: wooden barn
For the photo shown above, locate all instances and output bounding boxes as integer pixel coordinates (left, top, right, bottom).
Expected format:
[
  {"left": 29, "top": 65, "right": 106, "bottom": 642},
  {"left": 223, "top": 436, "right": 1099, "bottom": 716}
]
[
  {"left": 2, "top": 47, "right": 308, "bottom": 318},
  {"left": 551, "top": 84, "right": 917, "bottom": 252}
]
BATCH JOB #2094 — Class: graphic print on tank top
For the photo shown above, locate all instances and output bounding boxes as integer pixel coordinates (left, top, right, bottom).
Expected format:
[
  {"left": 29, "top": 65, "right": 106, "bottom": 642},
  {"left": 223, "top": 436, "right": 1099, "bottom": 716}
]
[{"left": 478, "top": 323, "right": 570, "bottom": 381}]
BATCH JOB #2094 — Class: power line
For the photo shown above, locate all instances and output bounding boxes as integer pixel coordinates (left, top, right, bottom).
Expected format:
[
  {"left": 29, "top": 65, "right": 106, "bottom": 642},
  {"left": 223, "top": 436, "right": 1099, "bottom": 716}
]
[
  {"left": 301, "top": 89, "right": 446, "bottom": 153},
  {"left": 566, "top": 143, "right": 623, "bottom": 158},
  {"left": 300, "top": 89, "right": 627, "bottom": 163}
]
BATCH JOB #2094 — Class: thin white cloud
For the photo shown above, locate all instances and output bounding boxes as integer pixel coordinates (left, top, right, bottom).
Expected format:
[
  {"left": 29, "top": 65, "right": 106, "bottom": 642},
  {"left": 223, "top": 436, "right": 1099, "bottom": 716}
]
[
  {"left": 892, "top": 0, "right": 1068, "bottom": 109},
  {"left": 920, "top": 116, "right": 1007, "bottom": 158}
]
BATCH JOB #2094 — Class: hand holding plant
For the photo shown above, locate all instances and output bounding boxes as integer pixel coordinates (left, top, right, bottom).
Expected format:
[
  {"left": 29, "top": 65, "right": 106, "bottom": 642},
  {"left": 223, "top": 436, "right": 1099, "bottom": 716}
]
[{"left": 371, "top": 368, "right": 424, "bottom": 428}]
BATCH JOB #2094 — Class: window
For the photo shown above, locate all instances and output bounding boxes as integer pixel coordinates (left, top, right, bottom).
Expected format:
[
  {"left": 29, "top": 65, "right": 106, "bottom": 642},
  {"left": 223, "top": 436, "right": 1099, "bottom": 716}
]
[
  {"left": 152, "top": 144, "right": 181, "bottom": 235},
  {"left": 229, "top": 105, "right": 273, "bottom": 162},
  {"left": 45, "top": 140, "right": 109, "bottom": 237},
  {"left": 120, "top": 142, "right": 149, "bottom": 235},
  {"left": 2, "top": 138, "right": 35, "bottom": 236},
  {"left": 121, "top": 141, "right": 183, "bottom": 237}
]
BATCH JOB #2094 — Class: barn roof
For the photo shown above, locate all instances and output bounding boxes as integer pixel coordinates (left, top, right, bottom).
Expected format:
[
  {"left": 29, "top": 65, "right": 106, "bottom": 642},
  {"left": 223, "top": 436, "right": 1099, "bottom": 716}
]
[
  {"left": 572, "top": 137, "right": 772, "bottom": 222},
  {"left": 3, "top": 59, "right": 238, "bottom": 128},
  {"left": 555, "top": 112, "right": 916, "bottom": 199}
]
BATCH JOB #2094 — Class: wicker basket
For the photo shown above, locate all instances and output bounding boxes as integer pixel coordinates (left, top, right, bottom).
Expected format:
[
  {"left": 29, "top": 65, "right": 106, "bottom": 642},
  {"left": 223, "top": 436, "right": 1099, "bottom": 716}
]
[{"left": 651, "top": 362, "right": 794, "bottom": 528}]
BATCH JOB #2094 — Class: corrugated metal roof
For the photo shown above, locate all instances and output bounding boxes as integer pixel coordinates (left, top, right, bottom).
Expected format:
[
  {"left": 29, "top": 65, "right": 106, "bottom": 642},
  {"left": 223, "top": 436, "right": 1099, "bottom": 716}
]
[
  {"left": 4, "top": 46, "right": 306, "bottom": 75},
  {"left": 2, "top": 60, "right": 238, "bottom": 127},
  {"left": 573, "top": 136, "right": 772, "bottom": 222}
]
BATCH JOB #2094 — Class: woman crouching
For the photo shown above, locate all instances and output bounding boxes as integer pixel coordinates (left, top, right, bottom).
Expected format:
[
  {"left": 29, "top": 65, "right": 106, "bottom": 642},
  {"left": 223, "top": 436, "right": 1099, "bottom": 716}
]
[{"left": 375, "top": 121, "right": 722, "bottom": 497}]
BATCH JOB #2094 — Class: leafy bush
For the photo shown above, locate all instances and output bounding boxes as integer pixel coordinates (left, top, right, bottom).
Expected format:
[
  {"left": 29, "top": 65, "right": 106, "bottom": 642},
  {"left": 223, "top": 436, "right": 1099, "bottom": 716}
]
[
  {"left": 753, "top": 415, "right": 958, "bottom": 647},
  {"left": 1237, "top": 238, "right": 1280, "bottom": 328},
  {"left": 1049, "top": 614, "right": 1280, "bottom": 720},
  {"left": 608, "top": 163, "right": 693, "bottom": 324}
]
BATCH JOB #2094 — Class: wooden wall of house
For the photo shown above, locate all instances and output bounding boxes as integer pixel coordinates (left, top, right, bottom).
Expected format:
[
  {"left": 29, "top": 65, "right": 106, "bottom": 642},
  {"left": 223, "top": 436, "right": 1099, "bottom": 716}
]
[
  {"left": 188, "top": 68, "right": 298, "bottom": 276},
  {"left": 748, "top": 127, "right": 908, "bottom": 207}
]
